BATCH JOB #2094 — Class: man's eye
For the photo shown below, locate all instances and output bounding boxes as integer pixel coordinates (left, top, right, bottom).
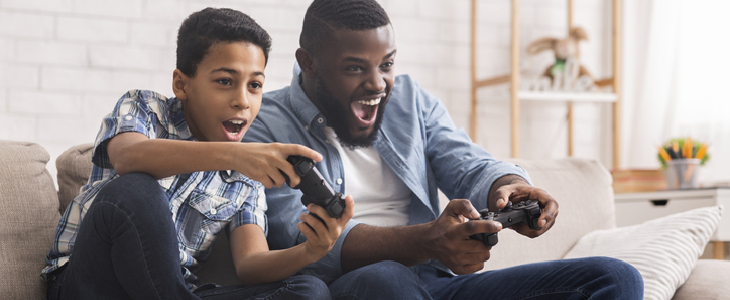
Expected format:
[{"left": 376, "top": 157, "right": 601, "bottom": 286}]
[
  {"left": 347, "top": 66, "right": 363, "bottom": 72},
  {"left": 217, "top": 78, "right": 232, "bottom": 85},
  {"left": 382, "top": 61, "right": 394, "bottom": 68}
]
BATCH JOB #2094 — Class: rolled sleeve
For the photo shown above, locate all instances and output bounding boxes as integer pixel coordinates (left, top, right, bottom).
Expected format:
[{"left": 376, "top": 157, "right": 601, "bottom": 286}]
[
  {"left": 297, "top": 219, "right": 361, "bottom": 284},
  {"left": 229, "top": 182, "right": 268, "bottom": 235},
  {"left": 91, "top": 90, "right": 163, "bottom": 168}
]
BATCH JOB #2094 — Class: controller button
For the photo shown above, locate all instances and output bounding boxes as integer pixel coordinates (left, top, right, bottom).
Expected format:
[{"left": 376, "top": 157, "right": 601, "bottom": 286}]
[
  {"left": 296, "top": 162, "right": 311, "bottom": 174},
  {"left": 330, "top": 202, "right": 344, "bottom": 217}
]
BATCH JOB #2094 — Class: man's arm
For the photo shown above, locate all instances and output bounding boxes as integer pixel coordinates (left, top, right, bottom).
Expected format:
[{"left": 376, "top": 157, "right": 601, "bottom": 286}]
[
  {"left": 106, "top": 132, "right": 321, "bottom": 188},
  {"left": 341, "top": 199, "right": 502, "bottom": 275}
]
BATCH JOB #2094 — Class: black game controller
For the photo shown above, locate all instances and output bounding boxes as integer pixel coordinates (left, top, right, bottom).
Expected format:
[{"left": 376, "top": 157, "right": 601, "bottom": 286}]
[
  {"left": 280, "top": 155, "right": 346, "bottom": 218},
  {"left": 470, "top": 200, "right": 542, "bottom": 247}
]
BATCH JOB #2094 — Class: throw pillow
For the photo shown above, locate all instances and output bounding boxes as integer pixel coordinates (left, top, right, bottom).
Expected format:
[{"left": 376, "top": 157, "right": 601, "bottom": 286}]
[{"left": 564, "top": 205, "right": 722, "bottom": 300}]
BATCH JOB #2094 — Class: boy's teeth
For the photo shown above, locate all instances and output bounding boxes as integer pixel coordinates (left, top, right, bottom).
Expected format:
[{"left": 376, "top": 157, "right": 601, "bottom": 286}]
[
  {"left": 357, "top": 98, "right": 381, "bottom": 106},
  {"left": 230, "top": 119, "right": 244, "bottom": 124}
]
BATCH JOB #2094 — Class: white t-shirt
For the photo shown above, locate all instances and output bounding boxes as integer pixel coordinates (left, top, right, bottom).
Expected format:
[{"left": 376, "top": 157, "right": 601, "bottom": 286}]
[{"left": 323, "top": 126, "right": 411, "bottom": 227}]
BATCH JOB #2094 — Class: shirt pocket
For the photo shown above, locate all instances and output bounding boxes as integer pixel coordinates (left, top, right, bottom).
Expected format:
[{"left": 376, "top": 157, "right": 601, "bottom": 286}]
[{"left": 178, "top": 190, "right": 239, "bottom": 250}]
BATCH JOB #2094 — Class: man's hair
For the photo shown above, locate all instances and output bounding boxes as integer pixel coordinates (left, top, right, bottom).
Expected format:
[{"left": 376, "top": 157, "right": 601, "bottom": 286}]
[
  {"left": 177, "top": 8, "right": 272, "bottom": 77},
  {"left": 299, "top": 0, "right": 390, "bottom": 53}
]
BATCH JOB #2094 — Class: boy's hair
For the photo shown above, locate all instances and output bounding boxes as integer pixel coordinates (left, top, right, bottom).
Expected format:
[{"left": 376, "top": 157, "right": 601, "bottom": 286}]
[
  {"left": 299, "top": 0, "right": 390, "bottom": 54},
  {"left": 177, "top": 7, "right": 272, "bottom": 77}
]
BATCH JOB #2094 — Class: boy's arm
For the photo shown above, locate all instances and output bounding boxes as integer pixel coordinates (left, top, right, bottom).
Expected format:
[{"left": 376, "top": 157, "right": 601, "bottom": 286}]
[
  {"left": 106, "top": 132, "right": 322, "bottom": 188},
  {"left": 229, "top": 197, "right": 355, "bottom": 286}
]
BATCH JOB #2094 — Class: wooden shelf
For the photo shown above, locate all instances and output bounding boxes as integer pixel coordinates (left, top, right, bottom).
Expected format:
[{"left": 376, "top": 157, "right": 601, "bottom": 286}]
[
  {"left": 518, "top": 91, "right": 617, "bottom": 102},
  {"left": 470, "top": 0, "right": 621, "bottom": 168}
]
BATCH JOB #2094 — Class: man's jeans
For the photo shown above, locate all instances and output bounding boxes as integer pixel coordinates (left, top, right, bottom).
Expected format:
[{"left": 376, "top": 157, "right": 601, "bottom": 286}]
[
  {"left": 46, "top": 173, "right": 330, "bottom": 300},
  {"left": 329, "top": 257, "right": 643, "bottom": 300}
]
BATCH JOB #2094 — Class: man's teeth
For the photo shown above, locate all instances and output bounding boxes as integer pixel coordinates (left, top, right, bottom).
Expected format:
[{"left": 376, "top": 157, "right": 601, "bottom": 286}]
[
  {"left": 230, "top": 119, "right": 244, "bottom": 125},
  {"left": 356, "top": 98, "right": 381, "bottom": 106}
]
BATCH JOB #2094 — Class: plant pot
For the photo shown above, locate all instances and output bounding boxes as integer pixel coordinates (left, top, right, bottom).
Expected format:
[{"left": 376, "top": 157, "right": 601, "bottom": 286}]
[{"left": 664, "top": 159, "right": 701, "bottom": 190}]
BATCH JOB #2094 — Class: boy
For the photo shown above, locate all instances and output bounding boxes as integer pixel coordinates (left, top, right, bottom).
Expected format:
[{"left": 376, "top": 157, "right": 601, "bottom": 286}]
[{"left": 42, "top": 7, "right": 353, "bottom": 300}]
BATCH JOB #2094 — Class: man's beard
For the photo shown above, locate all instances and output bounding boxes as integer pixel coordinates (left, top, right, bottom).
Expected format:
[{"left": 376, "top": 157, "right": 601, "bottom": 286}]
[{"left": 315, "top": 78, "right": 386, "bottom": 149}]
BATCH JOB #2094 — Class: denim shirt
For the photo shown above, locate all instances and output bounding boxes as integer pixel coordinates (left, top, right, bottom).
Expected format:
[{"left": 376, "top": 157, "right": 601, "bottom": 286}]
[{"left": 243, "top": 66, "right": 531, "bottom": 283}]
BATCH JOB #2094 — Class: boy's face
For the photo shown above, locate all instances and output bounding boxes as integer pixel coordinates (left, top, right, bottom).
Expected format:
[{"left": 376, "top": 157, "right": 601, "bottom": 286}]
[
  {"left": 173, "top": 41, "right": 266, "bottom": 142},
  {"left": 310, "top": 25, "right": 396, "bottom": 148}
]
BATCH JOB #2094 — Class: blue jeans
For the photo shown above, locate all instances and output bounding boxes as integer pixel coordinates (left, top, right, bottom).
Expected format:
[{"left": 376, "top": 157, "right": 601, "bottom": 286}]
[
  {"left": 329, "top": 257, "right": 643, "bottom": 300},
  {"left": 46, "top": 173, "right": 330, "bottom": 300}
]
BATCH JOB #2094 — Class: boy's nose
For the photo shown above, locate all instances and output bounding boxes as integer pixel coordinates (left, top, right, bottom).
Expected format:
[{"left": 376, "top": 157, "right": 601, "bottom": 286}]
[{"left": 232, "top": 90, "right": 250, "bottom": 109}]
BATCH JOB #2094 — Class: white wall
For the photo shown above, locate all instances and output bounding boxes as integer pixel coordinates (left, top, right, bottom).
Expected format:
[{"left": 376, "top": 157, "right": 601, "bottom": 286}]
[{"left": 0, "top": 0, "right": 613, "bottom": 185}]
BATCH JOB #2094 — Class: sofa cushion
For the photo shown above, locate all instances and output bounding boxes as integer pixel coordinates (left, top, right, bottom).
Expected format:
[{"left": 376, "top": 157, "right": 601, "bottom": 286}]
[
  {"left": 481, "top": 158, "right": 616, "bottom": 271},
  {"left": 0, "top": 141, "right": 61, "bottom": 299},
  {"left": 672, "top": 259, "right": 730, "bottom": 300},
  {"left": 564, "top": 205, "right": 722, "bottom": 300},
  {"left": 56, "top": 143, "right": 94, "bottom": 213}
]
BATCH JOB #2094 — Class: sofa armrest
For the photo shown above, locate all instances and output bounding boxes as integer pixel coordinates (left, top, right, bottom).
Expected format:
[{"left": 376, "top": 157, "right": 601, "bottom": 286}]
[
  {"left": 672, "top": 259, "right": 730, "bottom": 300},
  {"left": 0, "top": 141, "right": 60, "bottom": 299}
]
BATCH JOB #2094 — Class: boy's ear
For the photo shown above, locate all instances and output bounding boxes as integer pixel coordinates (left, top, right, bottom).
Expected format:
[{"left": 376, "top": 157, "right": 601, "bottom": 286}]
[
  {"left": 295, "top": 48, "right": 317, "bottom": 78},
  {"left": 172, "top": 69, "right": 189, "bottom": 100}
]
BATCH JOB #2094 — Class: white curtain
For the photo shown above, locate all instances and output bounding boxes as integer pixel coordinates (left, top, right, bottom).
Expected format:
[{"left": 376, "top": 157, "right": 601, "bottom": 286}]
[{"left": 622, "top": 0, "right": 730, "bottom": 186}]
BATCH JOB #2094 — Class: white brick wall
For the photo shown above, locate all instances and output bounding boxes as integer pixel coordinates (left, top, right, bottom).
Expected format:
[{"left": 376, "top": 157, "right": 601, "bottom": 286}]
[{"left": 0, "top": 0, "right": 613, "bottom": 186}]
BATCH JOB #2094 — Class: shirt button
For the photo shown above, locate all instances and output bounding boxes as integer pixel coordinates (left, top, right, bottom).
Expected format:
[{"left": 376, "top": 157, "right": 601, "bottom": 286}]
[
  {"left": 305, "top": 125, "right": 309, "bottom": 131},
  {"left": 210, "top": 208, "right": 217, "bottom": 215},
  {"left": 336, "top": 178, "right": 343, "bottom": 185},
  {"left": 317, "top": 117, "right": 324, "bottom": 123},
  {"left": 124, "top": 115, "right": 133, "bottom": 121}
]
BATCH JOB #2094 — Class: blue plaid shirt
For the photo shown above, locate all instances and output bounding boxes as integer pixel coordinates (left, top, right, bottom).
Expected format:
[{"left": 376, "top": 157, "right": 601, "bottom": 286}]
[{"left": 43, "top": 90, "right": 267, "bottom": 289}]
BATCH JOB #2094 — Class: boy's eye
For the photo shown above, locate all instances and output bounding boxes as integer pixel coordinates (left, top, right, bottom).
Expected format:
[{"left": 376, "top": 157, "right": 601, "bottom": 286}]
[
  {"left": 346, "top": 66, "right": 363, "bottom": 72},
  {"left": 216, "top": 78, "right": 233, "bottom": 85},
  {"left": 248, "top": 82, "right": 262, "bottom": 89}
]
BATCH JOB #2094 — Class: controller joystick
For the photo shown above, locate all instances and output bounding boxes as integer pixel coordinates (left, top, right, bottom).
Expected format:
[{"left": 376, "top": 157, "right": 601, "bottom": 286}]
[
  {"left": 470, "top": 200, "right": 542, "bottom": 246},
  {"left": 280, "top": 155, "right": 346, "bottom": 218}
]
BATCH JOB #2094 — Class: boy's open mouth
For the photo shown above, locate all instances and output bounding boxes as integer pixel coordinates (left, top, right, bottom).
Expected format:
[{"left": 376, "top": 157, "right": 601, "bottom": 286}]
[
  {"left": 351, "top": 97, "right": 381, "bottom": 126},
  {"left": 222, "top": 119, "right": 247, "bottom": 141}
]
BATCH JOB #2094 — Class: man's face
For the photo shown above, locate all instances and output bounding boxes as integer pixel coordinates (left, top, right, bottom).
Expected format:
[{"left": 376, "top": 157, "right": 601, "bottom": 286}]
[
  {"left": 312, "top": 25, "right": 396, "bottom": 148},
  {"left": 176, "top": 42, "right": 266, "bottom": 142}
]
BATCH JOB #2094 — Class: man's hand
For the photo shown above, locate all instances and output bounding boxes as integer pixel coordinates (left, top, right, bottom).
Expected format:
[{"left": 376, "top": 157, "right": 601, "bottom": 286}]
[
  {"left": 488, "top": 175, "right": 559, "bottom": 238},
  {"left": 424, "top": 199, "right": 502, "bottom": 275},
  {"left": 299, "top": 196, "right": 355, "bottom": 262},
  {"left": 231, "top": 143, "right": 322, "bottom": 189}
]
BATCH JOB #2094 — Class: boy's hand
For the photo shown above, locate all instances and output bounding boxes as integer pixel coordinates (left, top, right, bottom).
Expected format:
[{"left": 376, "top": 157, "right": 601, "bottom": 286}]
[
  {"left": 298, "top": 196, "right": 355, "bottom": 261},
  {"left": 233, "top": 143, "right": 322, "bottom": 188}
]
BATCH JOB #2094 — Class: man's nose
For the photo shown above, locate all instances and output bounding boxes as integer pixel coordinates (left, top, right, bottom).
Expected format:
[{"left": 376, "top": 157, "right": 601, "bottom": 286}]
[{"left": 364, "top": 71, "right": 387, "bottom": 92}]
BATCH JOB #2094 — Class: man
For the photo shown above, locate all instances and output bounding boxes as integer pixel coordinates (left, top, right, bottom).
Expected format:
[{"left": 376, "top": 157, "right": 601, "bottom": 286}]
[{"left": 244, "top": 0, "right": 644, "bottom": 299}]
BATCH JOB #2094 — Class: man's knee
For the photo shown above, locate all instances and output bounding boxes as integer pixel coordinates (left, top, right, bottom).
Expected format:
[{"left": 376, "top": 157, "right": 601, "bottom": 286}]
[
  {"left": 350, "top": 261, "right": 419, "bottom": 288},
  {"left": 583, "top": 256, "right": 643, "bottom": 298},
  {"left": 285, "top": 275, "right": 331, "bottom": 300}
]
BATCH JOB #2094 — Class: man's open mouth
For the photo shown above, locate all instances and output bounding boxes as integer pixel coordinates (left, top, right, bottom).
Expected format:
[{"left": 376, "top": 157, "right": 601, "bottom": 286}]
[{"left": 351, "top": 97, "right": 381, "bottom": 125}]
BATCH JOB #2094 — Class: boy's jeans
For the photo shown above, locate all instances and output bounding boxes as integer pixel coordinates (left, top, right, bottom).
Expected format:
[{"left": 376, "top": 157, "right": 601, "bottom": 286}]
[{"left": 46, "top": 172, "right": 330, "bottom": 300}]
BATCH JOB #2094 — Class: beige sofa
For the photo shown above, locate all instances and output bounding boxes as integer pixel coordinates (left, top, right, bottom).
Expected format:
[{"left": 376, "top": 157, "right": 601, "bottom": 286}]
[{"left": 2, "top": 140, "right": 729, "bottom": 299}]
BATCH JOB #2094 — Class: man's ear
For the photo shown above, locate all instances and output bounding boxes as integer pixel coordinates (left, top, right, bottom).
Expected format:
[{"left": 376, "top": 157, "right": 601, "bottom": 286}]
[
  {"left": 172, "top": 69, "right": 189, "bottom": 100},
  {"left": 295, "top": 48, "right": 317, "bottom": 78}
]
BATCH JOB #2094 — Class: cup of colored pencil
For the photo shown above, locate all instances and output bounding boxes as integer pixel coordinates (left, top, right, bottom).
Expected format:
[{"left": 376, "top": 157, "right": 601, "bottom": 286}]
[{"left": 657, "top": 138, "right": 709, "bottom": 190}]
